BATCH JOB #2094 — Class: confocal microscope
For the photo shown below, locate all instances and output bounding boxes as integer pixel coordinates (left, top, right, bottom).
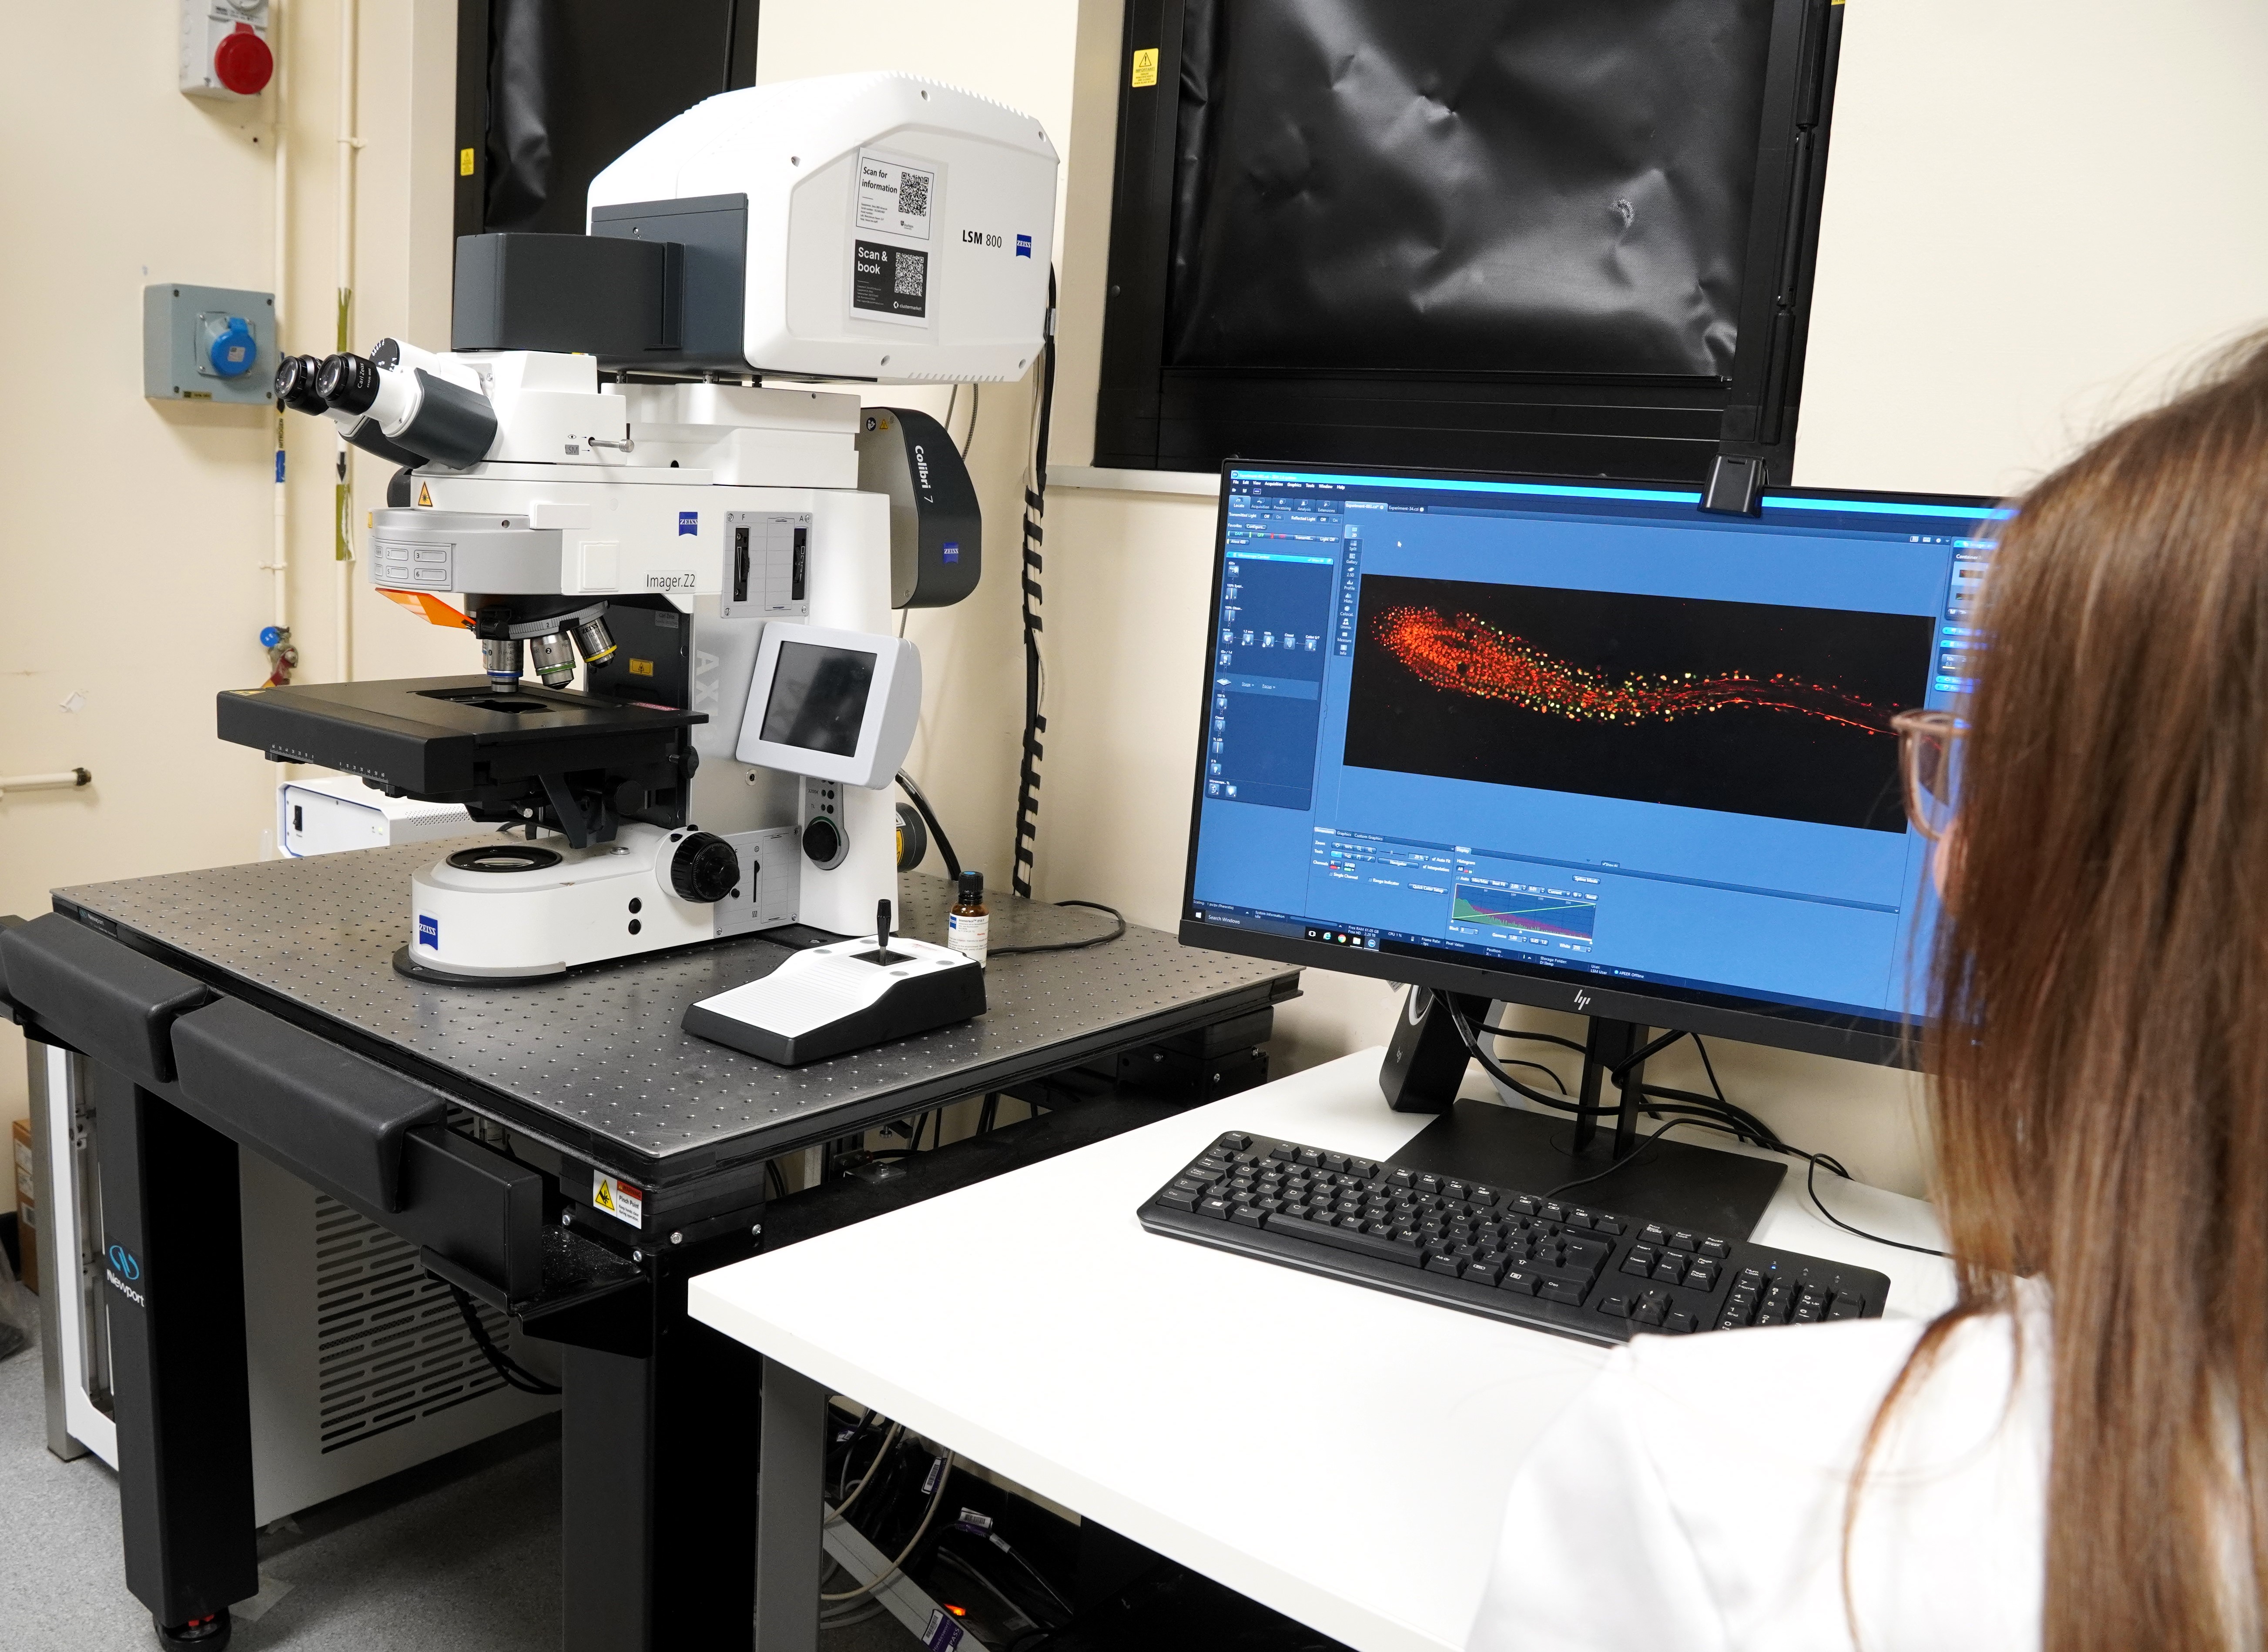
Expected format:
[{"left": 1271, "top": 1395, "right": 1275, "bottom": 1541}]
[{"left": 219, "top": 73, "right": 1055, "bottom": 981}]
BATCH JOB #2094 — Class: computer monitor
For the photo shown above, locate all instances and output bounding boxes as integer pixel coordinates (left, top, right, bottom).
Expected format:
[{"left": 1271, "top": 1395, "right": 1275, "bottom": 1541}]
[{"left": 1181, "top": 464, "right": 2005, "bottom": 1074}]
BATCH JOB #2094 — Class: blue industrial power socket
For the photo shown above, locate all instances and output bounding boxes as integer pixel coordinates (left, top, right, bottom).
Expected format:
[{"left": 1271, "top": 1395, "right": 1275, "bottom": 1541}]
[{"left": 144, "top": 282, "right": 275, "bottom": 405}]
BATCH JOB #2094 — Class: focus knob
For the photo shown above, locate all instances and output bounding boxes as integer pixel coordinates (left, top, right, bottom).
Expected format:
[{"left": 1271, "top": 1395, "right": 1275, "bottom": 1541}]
[
  {"left": 802, "top": 815, "right": 847, "bottom": 870},
  {"left": 669, "top": 832, "right": 739, "bottom": 904}
]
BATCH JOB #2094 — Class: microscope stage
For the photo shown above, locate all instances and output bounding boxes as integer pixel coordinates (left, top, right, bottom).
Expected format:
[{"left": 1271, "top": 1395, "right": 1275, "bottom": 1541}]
[{"left": 218, "top": 676, "right": 706, "bottom": 799}]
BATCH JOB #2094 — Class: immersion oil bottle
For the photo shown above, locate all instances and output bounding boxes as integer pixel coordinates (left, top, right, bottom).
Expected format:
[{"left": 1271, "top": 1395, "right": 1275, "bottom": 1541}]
[{"left": 949, "top": 871, "right": 990, "bottom": 967}]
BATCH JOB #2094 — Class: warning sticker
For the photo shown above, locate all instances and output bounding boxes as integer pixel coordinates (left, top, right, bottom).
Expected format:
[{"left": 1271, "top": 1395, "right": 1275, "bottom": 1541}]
[
  {"left": 593, "top": 1174, "right": 644, "bottom": 1229},
  {"left": 856, "top": 151, "right": 934, "bottom": 242},
  {"left": 853, "top": 241, "right": 928, "bottom": 324},
  {"left": 416, "top": 482, "right": 432, "bottom": 507}
]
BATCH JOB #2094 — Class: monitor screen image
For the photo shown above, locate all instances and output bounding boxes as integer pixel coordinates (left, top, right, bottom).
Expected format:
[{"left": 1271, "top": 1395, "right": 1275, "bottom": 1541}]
[
  {"left": 1183, "top": 466, "right": 2006, "bottom": 1047},
  {"left": 760, "top": 641, "right": 876, "bottom": 758}
]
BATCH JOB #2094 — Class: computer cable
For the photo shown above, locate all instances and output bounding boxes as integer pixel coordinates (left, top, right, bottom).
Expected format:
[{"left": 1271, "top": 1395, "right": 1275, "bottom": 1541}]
[
  {"left": 895, "top": 770, "right": 962, "bottom": 880},
  {"left": 1450, "top": 1001, "right": 1947, "bottom": 1257},
  {"left": 1543, "top": 1115, "right": 1742, "bottom": 1200},
  {"left": 989, "top": 899, "right": 1127, "bottom": 955},
  {"left": 823, "top": 1448, "right": 955, "bottom": 1604},
  {"left": 1477, "top": 1022, "right": 1590, "bottom": 1057},
  {"left": 445, "top": 1285, "right": 561, "bottom": 1395}
]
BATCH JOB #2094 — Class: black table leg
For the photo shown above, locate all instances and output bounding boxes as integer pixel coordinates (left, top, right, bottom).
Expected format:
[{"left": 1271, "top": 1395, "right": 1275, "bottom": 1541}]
[
  {"left": 91, "top": 1064, "right": 258, "bottom": 1643},
  {"left": 559, "top": 1232, "right": 762, "bottom": 1652}
]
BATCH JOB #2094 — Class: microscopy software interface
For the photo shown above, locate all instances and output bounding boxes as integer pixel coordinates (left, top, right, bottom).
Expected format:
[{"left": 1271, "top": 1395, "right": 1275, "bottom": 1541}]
[{"left": 1187, "top": 468, "right": 2005, "bottom": 1024}]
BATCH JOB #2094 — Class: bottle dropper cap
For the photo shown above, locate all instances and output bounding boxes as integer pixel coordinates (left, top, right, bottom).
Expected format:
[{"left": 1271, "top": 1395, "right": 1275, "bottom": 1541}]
[{"left": 958, "top": 870, "right": 984, "bottom": 903}]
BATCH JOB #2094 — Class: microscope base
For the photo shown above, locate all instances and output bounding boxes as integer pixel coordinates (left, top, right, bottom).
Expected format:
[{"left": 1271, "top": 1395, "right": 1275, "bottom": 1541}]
[{"left": 399, "top": 823, "right": 798, "bottom": 981}]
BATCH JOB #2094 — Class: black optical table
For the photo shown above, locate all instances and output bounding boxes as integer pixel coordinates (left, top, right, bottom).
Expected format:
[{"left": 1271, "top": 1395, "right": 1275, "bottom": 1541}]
[{"left": 0, "top": 844, "right": 1298, "bottom": 1651}]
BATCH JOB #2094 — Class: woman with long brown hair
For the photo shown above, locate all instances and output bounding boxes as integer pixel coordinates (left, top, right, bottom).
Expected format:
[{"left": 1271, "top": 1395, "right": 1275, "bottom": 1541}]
[{"left": 1467, "top": 337, "right": 2268, "bottom": 1651}]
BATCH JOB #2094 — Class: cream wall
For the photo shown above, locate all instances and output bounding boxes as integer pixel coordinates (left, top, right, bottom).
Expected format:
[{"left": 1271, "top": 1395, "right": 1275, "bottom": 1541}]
[{"left": 0, "top": 0, "right": 462, "bottom": 1127}]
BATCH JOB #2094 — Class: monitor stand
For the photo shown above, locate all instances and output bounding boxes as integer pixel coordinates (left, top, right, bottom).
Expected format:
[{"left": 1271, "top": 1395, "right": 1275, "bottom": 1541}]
[{"left": 1378, "top": 988, "right": 1786, "bottom": 1239}]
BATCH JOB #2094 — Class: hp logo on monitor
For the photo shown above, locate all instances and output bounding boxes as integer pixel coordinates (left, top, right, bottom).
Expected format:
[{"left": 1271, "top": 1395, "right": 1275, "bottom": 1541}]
[{"left": 1573, "top": 990, "right": 1592, "bottom": 1012}]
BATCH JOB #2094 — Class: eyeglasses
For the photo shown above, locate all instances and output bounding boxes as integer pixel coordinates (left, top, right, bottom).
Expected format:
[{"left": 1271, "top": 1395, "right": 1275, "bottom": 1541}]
[{"left": 1890, "top": 709, "right": 1962, "bottom": 842}]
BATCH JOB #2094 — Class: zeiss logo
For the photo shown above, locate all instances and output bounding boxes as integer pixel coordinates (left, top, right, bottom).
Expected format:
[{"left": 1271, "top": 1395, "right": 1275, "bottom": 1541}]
[
  {"left": 941, "top": 540, "right": 960, "bottom": 565},
  {"left": 1015, "top": 234, "right": 1032, "bottom": 259},
  {"left": 418, "top": 914, "right": 439, "bottom": 950},
  {"left": 1574, "top": 990, "right": 1592, "bottom": 1011},
  {"left": 677, "top": 511, "right": 699, "bottom": 536},
  {"left": 107, "top": 1244, "right": 141, "bottom": 1282}
]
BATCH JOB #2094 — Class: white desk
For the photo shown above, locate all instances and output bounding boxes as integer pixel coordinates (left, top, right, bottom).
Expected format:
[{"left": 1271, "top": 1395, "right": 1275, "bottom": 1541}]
[{"left": 691, "top": 1050, "right": 1953, "bottom": 1652}]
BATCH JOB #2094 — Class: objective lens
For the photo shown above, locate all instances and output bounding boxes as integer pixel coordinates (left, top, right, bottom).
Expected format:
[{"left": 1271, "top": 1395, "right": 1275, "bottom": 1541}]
[
  {"left": 481, "top": 637, "right": 524, "bottom": 686},
  {"left": 315, "top": 352, "right": 380, "bottom": 415},
  {"left": 572, "top": 615, "right": 618, "bottom": 667},
  {"left": 274, "top": 354, "right": 328, "bottom": 415},
  {"left": 528, "top": 630, "right": 578, "bottom": 688}
]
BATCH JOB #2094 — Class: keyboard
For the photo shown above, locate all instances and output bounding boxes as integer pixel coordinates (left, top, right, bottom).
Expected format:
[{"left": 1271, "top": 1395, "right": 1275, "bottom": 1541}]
[{"left": 1138, "top": 1130, "right": 1893, "bottom": 1347}]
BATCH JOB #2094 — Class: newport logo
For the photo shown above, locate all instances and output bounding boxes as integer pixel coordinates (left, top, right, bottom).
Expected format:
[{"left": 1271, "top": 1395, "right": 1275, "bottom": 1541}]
[
  {"left": 1574, "top": 990, "right": 1592, "bottom": 1011},
  {"left": 105, "top": 1244, "right": 145, "bottom": 1306}
]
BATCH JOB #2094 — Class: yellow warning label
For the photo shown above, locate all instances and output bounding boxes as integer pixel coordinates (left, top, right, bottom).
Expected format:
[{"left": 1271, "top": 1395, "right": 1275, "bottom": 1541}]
[
  {"left": 628, "top": 658, "right": 654, "bottom": 678},
  {"left": 417, "top": 482, "right": 432, "bottom": 507},
  {"left": 1131, "top": 48, "right": 1159, "bottom": 88},
  {"left": 593, "top": 1173, "right": 643, "bottom": 1227},
  {"left": 460, "top": 147, "right": 476, "bottom": 177}
]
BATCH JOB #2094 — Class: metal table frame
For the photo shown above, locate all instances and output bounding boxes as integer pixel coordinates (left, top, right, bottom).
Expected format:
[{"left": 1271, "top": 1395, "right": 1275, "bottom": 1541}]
[{"left": 0, "top": 850, "right": 1296, "bottom": 1650}]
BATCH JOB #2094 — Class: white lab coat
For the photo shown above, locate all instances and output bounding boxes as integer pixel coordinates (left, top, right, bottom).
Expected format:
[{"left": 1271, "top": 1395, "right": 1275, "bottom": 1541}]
[{"left": 1467, "top": 1288, "right": 2049, "bottom": 1652}]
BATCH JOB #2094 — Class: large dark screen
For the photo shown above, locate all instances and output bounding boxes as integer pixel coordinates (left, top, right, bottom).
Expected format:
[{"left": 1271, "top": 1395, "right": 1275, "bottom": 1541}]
[{"left": 1166, "top": 0, "right": 1776, "bottom": 376}]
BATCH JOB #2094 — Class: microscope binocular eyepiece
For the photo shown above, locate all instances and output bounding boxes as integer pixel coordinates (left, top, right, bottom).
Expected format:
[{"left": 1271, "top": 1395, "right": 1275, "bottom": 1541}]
[
  {"left": 273, "top": 354, "right": 329, "bottom": 416},
  {"left": 315, "top": 352, "right": 382, "bottom": 415}
]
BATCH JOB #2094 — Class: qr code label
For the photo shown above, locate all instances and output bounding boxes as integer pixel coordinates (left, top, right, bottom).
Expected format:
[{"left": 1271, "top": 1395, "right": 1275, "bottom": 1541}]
[
  {"left": 856, "top": 150, "right": 935, "bottom": 242},
  {"left": 853, "top": 240, "right": 929, "bottom": 324}
]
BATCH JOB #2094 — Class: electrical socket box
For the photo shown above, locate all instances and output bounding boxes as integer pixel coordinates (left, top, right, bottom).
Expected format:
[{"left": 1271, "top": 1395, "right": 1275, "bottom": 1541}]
[
  {"left": 144, "top": 283, "right": 274, "bottom": 404},
  {"left": 181, "top": 0, "right": 274, "bottom": 100}
]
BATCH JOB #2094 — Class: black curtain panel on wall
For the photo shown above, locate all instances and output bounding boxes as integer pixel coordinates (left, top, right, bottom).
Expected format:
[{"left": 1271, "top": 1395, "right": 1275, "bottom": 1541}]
[
  {"left": 454, "top": 0, "right": 760, "bottom": 241},
  {"left": 1097, "top": 0, "right": 1842, "bottom": 483}
]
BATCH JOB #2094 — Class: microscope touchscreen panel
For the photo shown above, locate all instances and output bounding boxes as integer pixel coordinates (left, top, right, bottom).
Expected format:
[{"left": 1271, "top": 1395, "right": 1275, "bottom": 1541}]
[{"left": 760, "top": 642, "right": 876, "bottom": 758}]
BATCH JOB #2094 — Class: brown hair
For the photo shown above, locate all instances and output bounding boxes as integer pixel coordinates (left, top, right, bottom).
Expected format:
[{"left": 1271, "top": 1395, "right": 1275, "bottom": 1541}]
[{"left": 1864, "top": 336, "right": 2268, "bottom": 1648}]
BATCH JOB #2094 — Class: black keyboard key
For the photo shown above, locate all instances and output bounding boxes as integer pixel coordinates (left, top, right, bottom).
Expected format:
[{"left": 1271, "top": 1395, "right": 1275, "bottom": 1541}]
[
  {"left": 1650, "top": 1260, "right": 1684, "bottom": 1285},
  {"left": 1469, "top": 1185, "right": 1500, "bottom": 1207},
  {"left": 1512, "top": 1194, "right": 1541, "bottom": 1217},
  {"left": 1424, "top": 1253, "right": 1464, "bottom": 1277},
  {"left": 1270, "top": 1144, "right": 1299, "bottom": 1162},
  {"left": 1297, "top": 1148, "right": 1323, "bottom": 1168},
  {"left": 1498, "top": 1269, "right": 1539, "bottom": 1296},
  {"left": 1159, "top": 1188, "right": 1200, "bottom": 1211},
  {"left": 1351, "top": 1160, "right": 1380, "bottom": 1180},
  {"left": 1663, "top": 1310, "right": 1695, "bottom": 1334},
  {"left": 1699, "top": 1237, "right": 1731, "bottom": 1260},
  {"left": 1541, "top": 1202, "right": 1567, "bottom": 1223},
  {"left": 1641, "top": 1224, "right": 1669, "bottom": 1247},
  {"left": 1631, "top": 1294, "right": 1665, "bottom": 1326},
  {"left": 1668, "top": 1230, "right": 1698, "bottom": 1253},
  {"left": 1216, "top": 1133, "right": 1252, "bottom": 1152},
  {"left": 1592, "top": 1215, "right": 1625, "bottom": 1236},
  {"left": 1322, "top": 1152, "right": 1349, "bottom": 1173},
  {"left": 1564, "top": 1208, "right": 1595, "bottom": 1230},
  {"left": 1597, "top": 1292, "right": 1632, "bottom": 1318},
  {"left": 1415, "top": 1173, "right": 1442, "bottom": 1194},
  {"left": 1465, "top": 1255, "right": 1508, "bottom": 1285},
  {"left": 1230, "top": 1204, "right": 1266, "bottom": 1228},
  {"left": 1538, "top": 1278, "right": 1588, "bottom": 1306},
  {"left": 1197, "top": 1196, "right": 1235, "bottom": 1219}
]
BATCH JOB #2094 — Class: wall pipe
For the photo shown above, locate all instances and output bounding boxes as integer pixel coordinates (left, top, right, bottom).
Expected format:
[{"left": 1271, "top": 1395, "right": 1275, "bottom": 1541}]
[
  {"left": 334, "top": 0, "right": 361, "bottom": 682},
  {"left": 0, "top": 771, "right": 93, "bottom": 799}
]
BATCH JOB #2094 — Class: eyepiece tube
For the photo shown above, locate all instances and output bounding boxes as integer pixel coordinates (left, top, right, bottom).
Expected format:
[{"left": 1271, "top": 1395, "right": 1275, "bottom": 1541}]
[
  {"left": 315, "top": 352, "right": 381, "bottom": 415},
  {"left": 527, "top": 630, "right": 578, "bottom": 688},
  {"left": 274, "top": 354, "right": 329, "bottom": 415},
  {"left": 571, "top": 615, "right": 618, "bottom": 667},
  {"left": 481, "top": 637, "right": 524, "bottom": 686}
]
